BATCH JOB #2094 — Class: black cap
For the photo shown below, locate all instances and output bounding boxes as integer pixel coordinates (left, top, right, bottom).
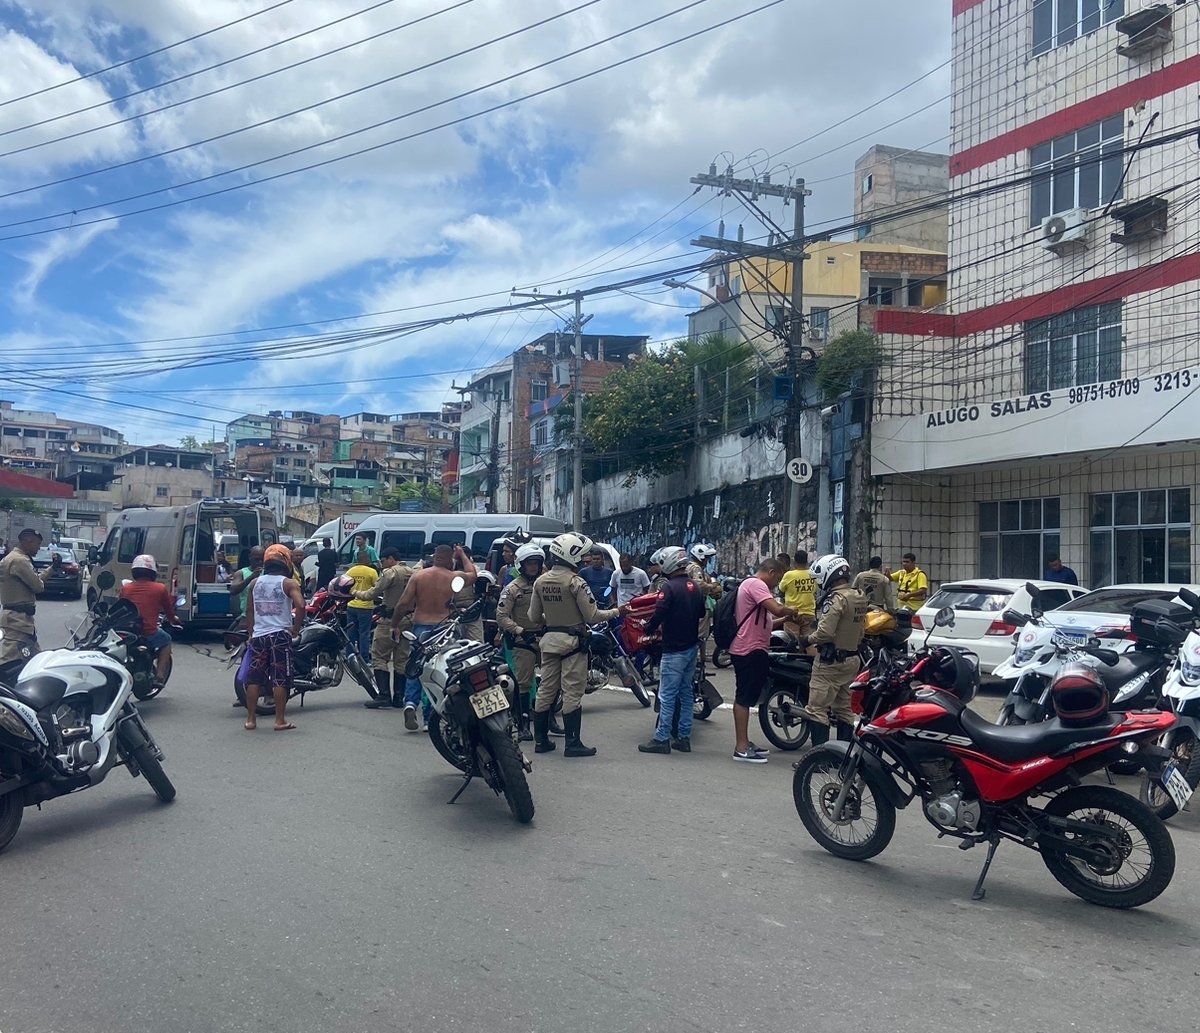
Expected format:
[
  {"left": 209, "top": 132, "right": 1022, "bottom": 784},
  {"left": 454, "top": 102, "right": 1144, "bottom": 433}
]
[{"left": 18, "top": 528, "right": 43, "bottom": 541}]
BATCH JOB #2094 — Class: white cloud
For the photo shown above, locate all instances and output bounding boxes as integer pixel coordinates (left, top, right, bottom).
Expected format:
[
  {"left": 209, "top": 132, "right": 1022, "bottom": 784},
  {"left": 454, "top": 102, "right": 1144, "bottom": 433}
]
[{"left": 14, "top": 216, "right": 117, "bottom": 304}]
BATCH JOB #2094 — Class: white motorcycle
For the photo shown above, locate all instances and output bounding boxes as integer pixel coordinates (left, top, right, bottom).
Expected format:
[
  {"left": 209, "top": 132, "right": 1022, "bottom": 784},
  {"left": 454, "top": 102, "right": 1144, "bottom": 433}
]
[
  {"left": 403, "top": 576, "right": 534, "bottom": 824},
  {"left": 0, "top": 571, "right": 176, "bottom": 854}
]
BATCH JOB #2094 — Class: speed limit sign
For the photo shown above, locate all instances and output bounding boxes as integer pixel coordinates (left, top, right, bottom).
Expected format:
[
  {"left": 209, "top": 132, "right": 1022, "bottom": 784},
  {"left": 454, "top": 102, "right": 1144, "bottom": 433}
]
[{"left": 786, "top": 457, "right": 814, "bottom": 484}]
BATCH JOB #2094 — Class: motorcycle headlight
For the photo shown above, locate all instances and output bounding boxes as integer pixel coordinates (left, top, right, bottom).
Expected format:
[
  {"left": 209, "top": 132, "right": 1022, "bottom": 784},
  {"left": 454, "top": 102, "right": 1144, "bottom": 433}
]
[
  {"left": 1014, "top": 646, "right": 1036, "bottom": 665},
  {"left": 0, "top": 703, "right": 35, "bottom": 741},
  {"left": 1181, "top": 659, "right": 1200, "bottom": 686}
]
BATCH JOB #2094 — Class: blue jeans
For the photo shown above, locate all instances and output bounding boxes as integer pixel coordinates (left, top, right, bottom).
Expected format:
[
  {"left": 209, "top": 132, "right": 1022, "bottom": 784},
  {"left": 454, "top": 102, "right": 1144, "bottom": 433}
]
[
  {"left": 654, "top": 644, "right": 698, "bottom": 743},
  {"left": 345, "top": 607, "right": 373, "bottom": 660},
  {"left": 405, "top": 623, "right": 441, "bottom": 710}
]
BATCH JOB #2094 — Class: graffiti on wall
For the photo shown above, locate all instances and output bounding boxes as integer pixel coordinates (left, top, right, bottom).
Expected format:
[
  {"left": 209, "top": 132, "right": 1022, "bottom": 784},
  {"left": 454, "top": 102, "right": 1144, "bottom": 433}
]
[{"left": 584, "top": 477, "right": 818, "bottom": 576}]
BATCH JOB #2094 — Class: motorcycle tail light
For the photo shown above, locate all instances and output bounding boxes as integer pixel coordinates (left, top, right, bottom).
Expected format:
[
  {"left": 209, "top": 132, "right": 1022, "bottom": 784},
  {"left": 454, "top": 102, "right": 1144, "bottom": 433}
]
[{"left": 466, "top": 666, "right": 491, "bottom": 692}]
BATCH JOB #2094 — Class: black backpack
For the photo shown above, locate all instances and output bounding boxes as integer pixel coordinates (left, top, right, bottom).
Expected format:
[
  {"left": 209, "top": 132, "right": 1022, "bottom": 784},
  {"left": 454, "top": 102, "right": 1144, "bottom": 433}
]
[{"left": 713, "top": 579, "right": 756, "bottom": 650}]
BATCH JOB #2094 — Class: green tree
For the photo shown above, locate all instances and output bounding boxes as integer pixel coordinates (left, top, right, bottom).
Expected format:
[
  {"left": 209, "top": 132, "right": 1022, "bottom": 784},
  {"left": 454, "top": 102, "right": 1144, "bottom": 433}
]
[
  {"left": 815, "top": 329, "right": 885, "bottom": 400},
  {"left": 179, "top": 435, "right": 200, "bottom": 450},
  {"left": 383, "top": 481, "right": 445, "bottom": 512},
  {"left": 0, "top": 495, "right": 45, "bottom": 514}
]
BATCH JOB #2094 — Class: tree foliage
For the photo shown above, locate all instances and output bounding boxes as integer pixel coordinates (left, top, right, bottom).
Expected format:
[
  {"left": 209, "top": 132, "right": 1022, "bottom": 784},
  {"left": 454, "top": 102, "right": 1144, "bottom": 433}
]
[
  {"left": 0, "top": 495, "right": 45, "bottom": 514},
  {"left": 815, "top": 329, "right": 885, "bottom": 400},
  {"left": 383, "top": 480, "right": 445, "bottom": 512}
]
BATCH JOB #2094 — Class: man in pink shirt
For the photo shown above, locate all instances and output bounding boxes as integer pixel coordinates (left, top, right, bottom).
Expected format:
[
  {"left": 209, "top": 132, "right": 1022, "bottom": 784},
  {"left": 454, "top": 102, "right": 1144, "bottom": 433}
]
[{"left": 729, "top": 558, "right": 798, "bottom": 763}]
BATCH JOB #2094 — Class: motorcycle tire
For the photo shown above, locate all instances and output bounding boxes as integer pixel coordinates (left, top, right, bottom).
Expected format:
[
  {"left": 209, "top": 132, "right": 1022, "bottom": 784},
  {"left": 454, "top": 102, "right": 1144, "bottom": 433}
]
[
  {"left": 0, "top": 791, "right": 22, "bottom": 854},
  {"left": 793, "top": 747, "right": 896, "bottom": 861},
  {"left": 712, "top": 648, "right": 732, "bottom": 669},
  {"left": 996, "top": 704, "right": 1021, "bottom": 726},
  {"left": 483, "top": 723, "right": 535, "bottom": 825},
  {"left": 133, "top": 655, "right": 171, "bottom": 701},
  {"left": 133, "top": 744, "right": 177, "bottom": 804},
  {"left": 344, "top": 652, "right": 378, "bottom": 699},
  {"left": 1139, "top": 731, "right": 1200, "bottom": 821},
  {"left": 1040, "top": 785, "right": 1173, "bottom": 908},
  {"left": 233, "top": 674, "right": 276, "bottom": 717},
  {"left": 428, "top": 714, "right": 471, "bottom": 773},
  {"left": 629, "top": 675, "right": 652, "bottom": 708},
  {"left": 758, "top": 687, "right": 812, "bottom": 751},
  {"left": 693, "top": 695, "right": 713, "bottom": 721}
]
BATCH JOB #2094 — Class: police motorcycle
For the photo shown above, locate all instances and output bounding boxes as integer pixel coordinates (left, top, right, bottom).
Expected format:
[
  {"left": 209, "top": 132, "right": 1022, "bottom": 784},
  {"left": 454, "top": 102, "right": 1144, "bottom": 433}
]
[
  {"left": 403, "top": 575, "right": 534, "bottom": 824},
  {"left": 1137, "top": 587, "right": 1200, "bottom": 820},
  {"left": 230, "top": 573, "right": 377, "bottom": 717},
  {"left": 0, "top": 570, "right": 175, "bottom": 854}
]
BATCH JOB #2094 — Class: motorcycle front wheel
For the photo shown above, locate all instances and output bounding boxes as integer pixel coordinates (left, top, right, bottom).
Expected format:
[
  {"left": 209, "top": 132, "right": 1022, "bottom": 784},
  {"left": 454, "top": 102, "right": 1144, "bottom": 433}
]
[
  {"left": 758, "top": 686, "right": 812, "bottom": 750},
  {"left": 793, "top": 748, "right": 895, "bottom": 861},
  {"left": 1040, "top": 785, "right": 1174, "bottom": 908},
  {"left": 483, "top": 723, "right": 534, "bottom": 824},
  {"left": 712, "top": 648, "right": 732, "bottom": 669},
  {"left": 344, "top": 651, "right": 378, "bottom": 698},
  {"left": 1139, "top": 730, "right": 1200, "bottom": 820},
  {"left": 0, "top": 791, "right": 22, "bottom": 854}
]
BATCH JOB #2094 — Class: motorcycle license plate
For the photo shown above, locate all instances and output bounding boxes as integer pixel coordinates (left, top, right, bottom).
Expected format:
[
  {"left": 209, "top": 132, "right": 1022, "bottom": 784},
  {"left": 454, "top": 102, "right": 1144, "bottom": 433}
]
[
  {"left": 470, "top": 685, "right": 509, "bottom": 719},
  {"left": 1161, "top": 762, "right": 1193, "bottom": 812}
]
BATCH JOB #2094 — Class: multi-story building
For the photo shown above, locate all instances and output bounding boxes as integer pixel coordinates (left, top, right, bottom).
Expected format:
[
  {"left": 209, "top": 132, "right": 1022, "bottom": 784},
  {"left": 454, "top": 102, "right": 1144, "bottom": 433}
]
[
  {"left": 339, "top": 412, "right": 392, "bottom": 442},
  {"left": 870, "top": 1, "right": 1197, "bottom": 588},
  {"left": 113, "top": 445, "right": 220, "bottom": 508},
  {"left": 388, "top": 411, "right": 456, "bottom": 485},
  {"left": 854, "top": 145, "right": 951, "bottom": 252}
]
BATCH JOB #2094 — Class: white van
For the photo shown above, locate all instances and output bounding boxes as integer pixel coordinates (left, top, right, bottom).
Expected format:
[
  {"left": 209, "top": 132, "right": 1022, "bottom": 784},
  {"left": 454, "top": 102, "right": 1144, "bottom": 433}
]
[{"left": 92, "top": 502, "right": 279, "bottom": 629}]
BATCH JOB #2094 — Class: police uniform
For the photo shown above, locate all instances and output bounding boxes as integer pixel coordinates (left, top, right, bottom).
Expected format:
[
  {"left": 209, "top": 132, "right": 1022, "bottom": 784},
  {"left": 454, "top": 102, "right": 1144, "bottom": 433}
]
[
  {"left": 453, "top": 577, "right": 484, "bottom": 642},
  {"left": 648, "top": 572, "right": 669, "bottom": 594},
  {"left": 528, "top": 564, "right": 618, "bottom": 716},
  {"left": 804, "top": 583, "right": 868, "bottom": 729},
  {"left": 354, "top": 563, "right": 412, "bottom": 697},
  {"left": 0, "top": 548, "right": 45, "bottom": 665},
  {"left": 853, "top": 569, "right": 892, "bottom": 608},
  {"left": 496, "top": 575, "right": 543, "bottom": 718}
]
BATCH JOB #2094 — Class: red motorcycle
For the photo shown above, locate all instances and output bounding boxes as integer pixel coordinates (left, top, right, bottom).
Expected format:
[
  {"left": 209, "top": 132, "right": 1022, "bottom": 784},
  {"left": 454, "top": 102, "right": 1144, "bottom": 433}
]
[{"left": 793, "top": 607, "right": 1178, "bottom": 909}]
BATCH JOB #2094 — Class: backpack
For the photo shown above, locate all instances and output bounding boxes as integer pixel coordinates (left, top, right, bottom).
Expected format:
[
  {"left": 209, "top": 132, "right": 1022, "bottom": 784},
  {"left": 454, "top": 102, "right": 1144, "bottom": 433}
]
[{"left": 713, "top": 578, "right": 757, "bottom": 650}]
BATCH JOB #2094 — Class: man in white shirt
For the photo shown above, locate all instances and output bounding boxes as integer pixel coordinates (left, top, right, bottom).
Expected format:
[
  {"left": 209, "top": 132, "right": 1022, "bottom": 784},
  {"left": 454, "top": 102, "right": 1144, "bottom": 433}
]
[{"left": 610, "top": 553, "right": 651, "bottom": 606}]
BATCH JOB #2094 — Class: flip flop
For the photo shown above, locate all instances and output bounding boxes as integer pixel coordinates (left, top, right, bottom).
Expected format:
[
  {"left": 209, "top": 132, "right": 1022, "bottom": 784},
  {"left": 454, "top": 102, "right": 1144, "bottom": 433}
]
[
  {"left": 274, "top": 722, "right": 298, "bottom": 731},
  {"left": 243, "top": 720, "right": 256, "bottom": 731}
]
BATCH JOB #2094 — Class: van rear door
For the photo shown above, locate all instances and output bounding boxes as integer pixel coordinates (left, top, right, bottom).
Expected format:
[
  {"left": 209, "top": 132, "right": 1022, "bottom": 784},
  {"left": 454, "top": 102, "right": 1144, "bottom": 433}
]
[{"left": 186, "top": 504, "right": 276, "bottom": 623}]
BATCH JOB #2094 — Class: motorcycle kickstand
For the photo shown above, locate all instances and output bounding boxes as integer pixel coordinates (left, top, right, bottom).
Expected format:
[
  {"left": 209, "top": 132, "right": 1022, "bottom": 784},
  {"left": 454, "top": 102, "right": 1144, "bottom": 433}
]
[
  {"left": 970, "top": 836, "right": 1001, "bottom": 902},
  {"left": 448, "top": 773, "right": 474, "bottom": 805}
]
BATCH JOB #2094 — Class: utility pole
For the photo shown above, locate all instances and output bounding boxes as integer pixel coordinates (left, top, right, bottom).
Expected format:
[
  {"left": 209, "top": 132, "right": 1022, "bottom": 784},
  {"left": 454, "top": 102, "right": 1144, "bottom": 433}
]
[
  {"left": 488, "top": 406, "right": 501, "bottom": 514},
  {"left": 690, "top": 164, "right": 811, "bottom": 546}
]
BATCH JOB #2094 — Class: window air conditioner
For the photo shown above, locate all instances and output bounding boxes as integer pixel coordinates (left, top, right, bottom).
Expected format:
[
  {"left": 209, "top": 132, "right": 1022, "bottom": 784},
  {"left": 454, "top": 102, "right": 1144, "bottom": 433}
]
[
  {"left": 1041, "top": 208, "right": 1088, "bottom": 253},
  {"left": 807, "top": 326, "right": 826, "bottom": 342}
]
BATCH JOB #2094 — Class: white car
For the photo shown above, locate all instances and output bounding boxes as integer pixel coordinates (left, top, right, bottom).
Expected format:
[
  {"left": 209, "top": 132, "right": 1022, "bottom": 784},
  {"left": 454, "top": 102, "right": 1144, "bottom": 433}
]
[
  {"left": 1036, "top": 583, "right": 1200, "bottom": 649},
  {"left": 914, "top": 578, "right": 1091, "bottom": 676}
]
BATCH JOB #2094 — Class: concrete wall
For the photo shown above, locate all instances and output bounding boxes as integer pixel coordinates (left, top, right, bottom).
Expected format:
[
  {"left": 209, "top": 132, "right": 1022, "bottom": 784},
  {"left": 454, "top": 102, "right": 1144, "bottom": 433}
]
[{"left": 855, "top": 146, "right": 949, "bottom": 252}]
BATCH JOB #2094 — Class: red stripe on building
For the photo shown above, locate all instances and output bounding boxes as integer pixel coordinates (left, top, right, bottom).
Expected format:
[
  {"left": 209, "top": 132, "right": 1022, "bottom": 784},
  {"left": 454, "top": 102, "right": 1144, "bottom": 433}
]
[
  {"left": 951, "top": 54, "right": 1200, "bottom": 176},
  {"left": 0, "top": 469, "right": 74, "bottom": 498},
  {"left": 876, "top": 252, "right": 1200, "bottom": 337},
  {"left": 952, "top": 0, "right": 986, "bottom": 14}
]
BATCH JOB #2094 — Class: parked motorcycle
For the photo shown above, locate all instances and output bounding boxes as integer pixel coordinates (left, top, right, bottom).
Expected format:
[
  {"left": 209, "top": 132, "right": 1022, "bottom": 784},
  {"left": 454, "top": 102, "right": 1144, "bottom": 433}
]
[
  {"left": 586, "top": 620, "right": 652, "bottom": 707},
  {"left": 404, "top": 576, "right": 533, "bottom": 824},
  {"left": 0, "top": 572, "right": 176, "bottom": 854},
  {"left": 792, "top": 606, "right": 1178, "bottom": 909},
  {"left": 230, "top": 596, "right": 377, "bottom": 716},
  {"left": 1138, "top": 587, "right": 1200, "bottom": 820}
]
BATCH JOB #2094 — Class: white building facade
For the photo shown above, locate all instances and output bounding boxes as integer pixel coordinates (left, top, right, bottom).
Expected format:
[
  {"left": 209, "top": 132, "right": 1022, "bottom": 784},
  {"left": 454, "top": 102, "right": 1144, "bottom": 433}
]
[{"left": 870, "top": 1, "right": 1200, "bottom": 589}]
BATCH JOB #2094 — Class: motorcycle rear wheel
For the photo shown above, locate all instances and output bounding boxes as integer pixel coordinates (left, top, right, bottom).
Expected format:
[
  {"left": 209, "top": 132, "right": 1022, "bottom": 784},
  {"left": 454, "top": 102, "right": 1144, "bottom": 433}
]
[
  {"left": 759, "top": 686, "right": 812, "bottom": 750},
  {"left": 793, "top": 748, "right": 895, "bottom": 861},
  {"left": 0, "top": 791, "right": 22, "bottom": 854},
  {"left": 133, "top": 655, "right": 171, "bottom": 701},
  {"left": 1139, "top": 730, "right": 1200, "bottom": 820},
  {"left": 428, "top": 713, "right": 471, "bottom": 773},
  {"left": 483, "top": 723, "right": 534, "bottom": 824},
  {"left": 233, "top": 674, "right": 277, "bottom": 717},
  {"left": 712, "top": 648, "right": 732, "bottom": 669},
  {"left": 1040, "top": 785, "right": 1173, "bottom": 908}
]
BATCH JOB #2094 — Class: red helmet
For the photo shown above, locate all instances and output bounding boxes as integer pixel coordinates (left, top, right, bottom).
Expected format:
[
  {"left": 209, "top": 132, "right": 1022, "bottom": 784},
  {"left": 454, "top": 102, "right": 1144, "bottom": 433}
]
[{"left": 327, "top": 574, "right": 356, "bottom": 600}]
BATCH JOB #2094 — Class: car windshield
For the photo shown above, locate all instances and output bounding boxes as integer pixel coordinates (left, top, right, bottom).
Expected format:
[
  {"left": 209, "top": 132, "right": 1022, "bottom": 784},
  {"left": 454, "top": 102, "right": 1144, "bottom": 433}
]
[
  {"left": 35, "top": 547, "right": 74, "bottom": 563},
  {"left": 926, "top": 586, "right": 1012, "bottom": 612},
  {"left": 1055, "top": 588, "right": 1175, "bottom": 615}
]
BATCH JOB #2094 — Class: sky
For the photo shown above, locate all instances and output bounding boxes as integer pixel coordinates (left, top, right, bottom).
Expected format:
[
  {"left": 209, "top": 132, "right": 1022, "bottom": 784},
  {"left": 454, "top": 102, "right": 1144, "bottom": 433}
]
[{"left": 0, "top": 0, "right": 952, "bottom": 445}]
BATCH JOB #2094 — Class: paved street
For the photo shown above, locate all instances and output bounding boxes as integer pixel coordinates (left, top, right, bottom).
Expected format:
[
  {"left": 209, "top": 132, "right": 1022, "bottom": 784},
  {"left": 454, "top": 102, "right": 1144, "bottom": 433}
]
[{"left": 3, "top": 597, "right": 1199, "bottom": 1033}]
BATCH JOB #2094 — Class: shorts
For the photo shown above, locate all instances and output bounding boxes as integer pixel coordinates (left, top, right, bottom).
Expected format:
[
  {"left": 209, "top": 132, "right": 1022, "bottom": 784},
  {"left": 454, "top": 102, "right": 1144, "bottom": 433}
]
[
  {"left": 147, "top": 628, "right": 171, "bottom": 650},
  {"left": 247, "top": 630, "right": 295, "bottom": 690},
  {"left": 730, "top": 649, "right": 769, "bottom": 708}
]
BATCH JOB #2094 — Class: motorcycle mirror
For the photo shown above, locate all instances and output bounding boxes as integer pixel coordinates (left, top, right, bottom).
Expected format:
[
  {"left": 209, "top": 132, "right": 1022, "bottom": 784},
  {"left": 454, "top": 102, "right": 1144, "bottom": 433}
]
[
  {"left": 94, "top": 570, "right": 116, "bottom": 591},
  {"left": 934, "top": 606, "right": 956, "bottom": 628},
  {"left": 450, "top": 574, "right": 466, "bottom": 594},
  {"left": 402, "top": 630, "right": 416, "bottom": 642},
  {"left": 1001, "top": 608, "right": 1028, "bottom": 628},
  {"left": 1024, "top": 582, "right": 1044, "bottom": 619},
  {"left": 1178, "top": 587, "right": 1200, "bottom": 613}
]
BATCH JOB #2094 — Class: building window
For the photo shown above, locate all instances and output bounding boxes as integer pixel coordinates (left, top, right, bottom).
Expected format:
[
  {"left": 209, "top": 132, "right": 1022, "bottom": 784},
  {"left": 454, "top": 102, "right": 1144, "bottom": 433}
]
[
  {"left": 531, "top": 379, "right": 548, "bottom": 403},
  {"left": 555, "top": 464, "right": 571, "bottom": 495},
  {"left": 191, "top": 490, "right": 203, "bottom": 499},
  {"left": 766, "top": 305, "right": 786, "bottom": 329},
  {"left": 155, "top": 486, "right": 169, "bottom": 498},
  {"left": 718, "top": 317, "right": 731, "bottom": 333},
  {"left": 1030, "top": 116, "right": 1124, "bottom": 226},
  {"left": 1024, "top": 301, "right": 1121, "bottom": 392},
  {"left": 534, "top": 420, "right": 549, "bottom": 449},
  {"left": 1033, "top": 0, "right": 1124, "bottom": 56},
  {"left": 979, "top": 497, "right": 1061, "bottom": 578},
  {"left": 861, "top": 173, "right": 873, "bottom": 195},
  {"left": 868, "top": 277, "right": 902, "bottom": 306},
  {"left": 856, "top": 222, "right": 871, "bottom": 241},
  {"left": 1090, "top": 489, "right": 1190, "bottom": 587},
  {"left": 809, "top": 308, "right": 830, "bottom": 334}
]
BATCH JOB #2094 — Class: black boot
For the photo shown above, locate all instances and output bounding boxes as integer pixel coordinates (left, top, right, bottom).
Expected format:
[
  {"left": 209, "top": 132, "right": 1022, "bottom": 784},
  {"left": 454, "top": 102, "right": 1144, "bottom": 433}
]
[
  {"left": 836, "top": 721, "right": 855, "bottom": 742},
  {"left": 563, "top": 710, "right": 596, "bottom": 758},
  {"left": 810, "top": 723, "right": 830, "bottom": 747},
  {"left": 391, "top": 672, "right": 406, "bottom": 708},
  {"left": 364, "top": 670, "right": 392, "bottom": 708},
  {"left": 533, "top": 710, "right": 556, "bottom": 753},
  {"left": 549, "top": 711, "right": 565, "bottom": 737}
]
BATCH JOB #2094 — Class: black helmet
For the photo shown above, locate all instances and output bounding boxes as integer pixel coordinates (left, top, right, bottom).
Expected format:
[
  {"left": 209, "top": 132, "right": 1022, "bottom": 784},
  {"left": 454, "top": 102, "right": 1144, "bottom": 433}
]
[
  {"left": 923, "top": 646, "right": 980, "bottom": 702},
  {"left": 1051, "top": 663, "right": 1109, "bottom": 726}
]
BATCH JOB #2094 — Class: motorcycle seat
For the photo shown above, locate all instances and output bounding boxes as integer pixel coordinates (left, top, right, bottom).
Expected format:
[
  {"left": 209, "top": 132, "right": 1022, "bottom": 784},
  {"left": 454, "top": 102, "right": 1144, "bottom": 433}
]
[
  {"left": 958, "top": 708, "right": 1122, "bottom": 763},
  {"left": 1092, "top": 650, "right": 1161, "bottom": 694}
]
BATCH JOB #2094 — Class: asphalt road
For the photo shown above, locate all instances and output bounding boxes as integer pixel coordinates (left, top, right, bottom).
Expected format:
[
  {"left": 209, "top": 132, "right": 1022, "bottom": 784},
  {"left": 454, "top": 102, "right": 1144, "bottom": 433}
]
[{"left": 3, "top": 597, "right": 1198, "bottom": 1033}]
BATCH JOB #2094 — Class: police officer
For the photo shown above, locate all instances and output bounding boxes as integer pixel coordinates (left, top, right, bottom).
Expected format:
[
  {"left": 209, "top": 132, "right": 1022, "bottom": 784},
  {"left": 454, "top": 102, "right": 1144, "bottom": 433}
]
[
  {"left": 647, "top": 548, "right": 669, "bottom": 594},
  {"left": 800, "top": 554, "right": 868, "bottom": 748},
  {"left": 528, "top": 532, "right": 627, "bottom": 757},
  {"left": 354, "top": 547, "right": 412, "bottom": 709},
  {"left": 496, "top": 543, "right": 545, "bottom": 742},
  {"left": 853, "top": 556, "right": 892, "bottom": 609},
  {"left": 0, "top": 528, "right": 46, "bottom": 666}
]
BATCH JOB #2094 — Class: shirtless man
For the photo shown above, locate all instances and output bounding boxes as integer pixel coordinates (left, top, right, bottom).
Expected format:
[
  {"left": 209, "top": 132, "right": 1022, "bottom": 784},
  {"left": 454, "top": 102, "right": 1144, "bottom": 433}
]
[{"left": 391, "top": 543, "right": 476, "bottom": 730}]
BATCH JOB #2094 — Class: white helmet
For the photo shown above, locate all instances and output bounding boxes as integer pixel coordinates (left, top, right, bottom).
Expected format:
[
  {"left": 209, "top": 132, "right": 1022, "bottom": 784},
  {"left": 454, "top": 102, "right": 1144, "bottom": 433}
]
[
  {"left": 514, "top": 542, "right": 544, "bottom": 571},
  {"left": 131, "top": 554, "right": 156, "bottom": 573},
  {"left": 811, "top": 554, "right": 851, "bottom": 591},
  {"left": 549, "top": 532, "right": 593, "bottom": 569},
  {"left": 658, "top": 546, "right": 689, "bottom": 576},
  {"left": 689, "top": 543, "right": 717, "bottom": 563},
  {"left": 648, "top": 547, "right": 668, "bottom": 567},
  {"left": 476, "top": 570, "right": 497, "bottom": 587}
]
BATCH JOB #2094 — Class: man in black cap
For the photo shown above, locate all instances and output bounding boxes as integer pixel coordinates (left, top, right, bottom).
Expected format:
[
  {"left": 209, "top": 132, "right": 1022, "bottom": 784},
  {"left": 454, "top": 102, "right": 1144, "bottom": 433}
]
[{"left": 0, "top": 528, "right": 47, "bottom": 664}]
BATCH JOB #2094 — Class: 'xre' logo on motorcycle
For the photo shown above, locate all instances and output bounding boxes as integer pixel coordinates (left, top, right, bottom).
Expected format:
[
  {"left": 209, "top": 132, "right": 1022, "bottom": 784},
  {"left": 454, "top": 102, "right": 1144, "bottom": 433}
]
[{"left": 903, "top": 728, "right": 974, "bottom": 747}]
